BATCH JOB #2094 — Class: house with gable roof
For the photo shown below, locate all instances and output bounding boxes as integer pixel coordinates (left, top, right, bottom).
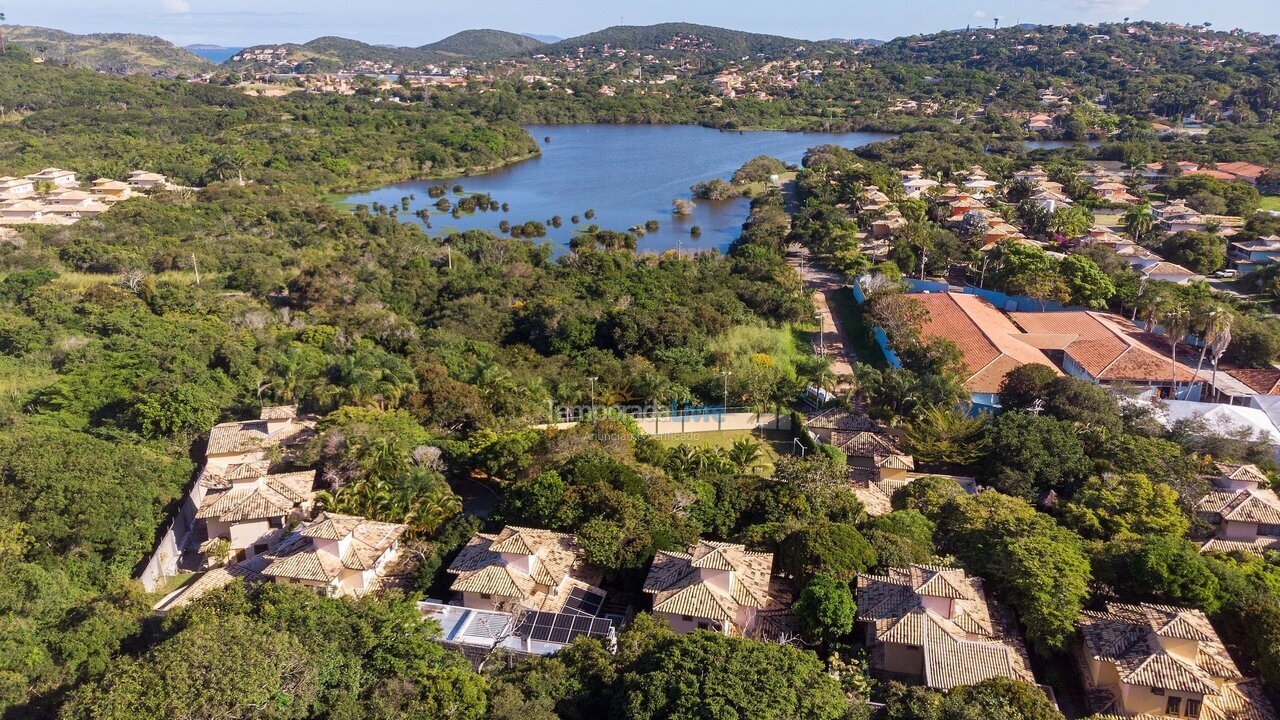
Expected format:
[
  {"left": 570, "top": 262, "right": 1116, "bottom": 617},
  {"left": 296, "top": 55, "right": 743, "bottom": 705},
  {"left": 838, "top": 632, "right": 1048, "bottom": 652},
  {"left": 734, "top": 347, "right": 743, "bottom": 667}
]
[
  {"left": 259, "top": 512, "right": 406, "bottom": 597},
  {"left": 1195, "top": 463, "right": 1280, "bottom": 554},
  {"left": 908, "top": 292, "right": 1062, "bottom": 408},
  {"left": 1076, "top": 602, "right": 1275, "bottom": 720},
  {"left": 195, "top": 468, "right": 316, "bottom": 562},
  {"left": 447, "top": 526, "right": 607, "bottom": 614},
  {"left": 643, "top": 539, "right": 790, "bottom": 636},
  {"left": 856, "top": 565, "right": 1034, "bottom": 689}
]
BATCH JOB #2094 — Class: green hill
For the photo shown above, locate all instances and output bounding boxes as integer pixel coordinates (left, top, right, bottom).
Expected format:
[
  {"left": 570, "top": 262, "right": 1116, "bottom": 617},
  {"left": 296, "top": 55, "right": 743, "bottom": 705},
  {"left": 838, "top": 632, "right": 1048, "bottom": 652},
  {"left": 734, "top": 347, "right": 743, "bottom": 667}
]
[
  {"left": 535, "top": 22, "right": 816, "bottom": 59},
  {"left": 3, "top": 25, "right": 212, "bottom": 76},
  {"left": 227, "top": 29, "right": 544, "bottom": 69},
  {"left": 424, "top": 29, "right": 545, "bottom": 59}
]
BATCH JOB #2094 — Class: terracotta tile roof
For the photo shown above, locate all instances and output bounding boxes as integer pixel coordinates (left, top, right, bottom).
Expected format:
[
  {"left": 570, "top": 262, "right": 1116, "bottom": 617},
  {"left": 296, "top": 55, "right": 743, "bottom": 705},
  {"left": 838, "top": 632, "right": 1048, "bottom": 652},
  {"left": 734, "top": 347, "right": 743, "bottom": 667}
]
[
  {"left": 1011, "top": 311, "right": 1200, "bottom": 383},
  {"left": 261, "top": 513, "right": 405, "bottom": 585},
  {"left": 158, "top": 559, "right": 268, "bottom": 610},
  {"left": 644, "top": 541, "right": 778, "bottom": 628},
  {"left": 1197, "top": 488, "right": 1280, "bottom": 524},
  {"left": 205, "top": 410, "right": 315, "bottom": 457},
  {"left": 1213, "top": 461, "right": 1264, "bottom": 484},
  {"left": 1227, "top": 369, "right": 1280, "bottom": 396},
  {"left": 835, "top": 431, "right": 915, "bottom": 470},
  {"left": 447, "top": 526, "right": 603, "bottom": 611},
  {"left": 1200, "top": 537, "right": 1280, "bottom": 554},
  {"left": 908, "top": 293, "right": 1060, "bottom": 393},
  {"left": 196, "top": 470, "right": 315, "bottom": 523},
  {"left": 1217, "top": 162, "right": 1267, "bottom": 180},
  {"left": 857, "top": 564, "right": 1033, "bottom": 690},
  {"left": 1079, "top": 603, "right": 1258, "bottom": 706}
]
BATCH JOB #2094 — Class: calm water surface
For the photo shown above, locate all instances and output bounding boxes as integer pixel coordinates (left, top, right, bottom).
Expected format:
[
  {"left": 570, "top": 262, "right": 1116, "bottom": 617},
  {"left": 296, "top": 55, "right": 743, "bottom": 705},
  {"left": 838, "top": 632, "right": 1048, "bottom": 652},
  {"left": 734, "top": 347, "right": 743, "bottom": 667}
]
[{"left": 345, "top": 124, "right": 894, "bottom": 254}]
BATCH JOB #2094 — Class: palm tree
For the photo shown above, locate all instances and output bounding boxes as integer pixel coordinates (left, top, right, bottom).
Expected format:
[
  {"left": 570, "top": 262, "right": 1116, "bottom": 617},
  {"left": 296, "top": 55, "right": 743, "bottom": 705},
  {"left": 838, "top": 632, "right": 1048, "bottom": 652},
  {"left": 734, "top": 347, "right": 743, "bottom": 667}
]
[
  {"left": 211, "top": 150, "right": 248, "bottom": 185},
  {"left": 1162, "top": 302, "right": 1192, "bottom": 399},
  {"left": 0, "top": 13, "right": 7, "bottom": 56},
  {"left": 1123, "top": 203, "right": 1155, "bottom": 243},
  {"left": 726, "top": 437, "right": 764, "bottom": 473}
]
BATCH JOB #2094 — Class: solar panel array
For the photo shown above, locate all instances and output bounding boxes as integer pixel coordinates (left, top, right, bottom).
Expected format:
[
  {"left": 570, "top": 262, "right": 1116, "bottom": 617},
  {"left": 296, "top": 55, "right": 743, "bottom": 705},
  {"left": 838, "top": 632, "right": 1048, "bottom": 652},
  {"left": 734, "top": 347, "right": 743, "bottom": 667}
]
[
  {"left": 516, "top": 611, "right": 614, "bottom": 645},
  {"left": 563, "top": 587, "right": 606, "bottom": 617}
]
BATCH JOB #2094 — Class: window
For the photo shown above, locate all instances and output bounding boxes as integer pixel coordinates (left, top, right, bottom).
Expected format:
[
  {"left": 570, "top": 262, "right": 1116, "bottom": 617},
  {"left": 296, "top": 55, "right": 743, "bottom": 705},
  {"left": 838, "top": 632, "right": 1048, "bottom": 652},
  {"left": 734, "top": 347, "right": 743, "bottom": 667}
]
[
  {"left": 1166, "top": 696, "right": 1182, "bottom": 716},
  {"left": 1152, "top": 688, "right": 1165, "bottom": 696},
  {"left": 1186, "top": 699, "right": 1201, "bottom": 718},
  {"left": 681, "top": 615, "right": 693, "bottom": 622},
  {"left": 1260, "top": 524, "right": 1280, "bottom": 537},
  {"left": 253, "top": 543, "right": 269, "bottom": 555},
  {"left": 268, "top": 516, "right": 283, "bottom": 529},
  {"left": 697, "top": 622, "right": 710, "bottom": 630},
  {"left": 480, "top": 593, "right": 492, "bottom": 600}
]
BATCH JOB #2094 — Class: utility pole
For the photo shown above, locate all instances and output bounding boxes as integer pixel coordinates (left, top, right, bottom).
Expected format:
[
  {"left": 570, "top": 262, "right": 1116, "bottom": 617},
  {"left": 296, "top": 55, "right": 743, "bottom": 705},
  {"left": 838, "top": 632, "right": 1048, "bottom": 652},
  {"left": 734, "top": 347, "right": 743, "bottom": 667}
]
[
  {"left": 720, "top": 370, "right": 732, "bottom": 431},
  {"left": 588, "top": 376, "right": 598, "bottom": 417},
  {"left": 814, "top": 313, "right": 825, "bottom": 355}
]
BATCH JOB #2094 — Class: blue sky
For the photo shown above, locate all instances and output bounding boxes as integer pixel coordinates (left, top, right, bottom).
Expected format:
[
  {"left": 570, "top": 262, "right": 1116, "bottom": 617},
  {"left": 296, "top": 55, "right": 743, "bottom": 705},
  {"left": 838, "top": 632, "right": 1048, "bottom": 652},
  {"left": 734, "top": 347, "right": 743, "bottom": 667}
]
[{"left": 3, "top": 0, "right": 1275, "bottom": 47}]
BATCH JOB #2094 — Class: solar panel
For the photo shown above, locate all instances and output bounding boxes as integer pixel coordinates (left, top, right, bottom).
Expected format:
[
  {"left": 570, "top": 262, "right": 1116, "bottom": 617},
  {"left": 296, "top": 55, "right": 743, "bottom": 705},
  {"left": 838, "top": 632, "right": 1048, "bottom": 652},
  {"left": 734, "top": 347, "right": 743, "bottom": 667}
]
[
  {"left": 564, "top": 587, "right": 606, "bottom": 617},
  {"left": 518, "top": 611, "right": 615, "bottom": 645}
]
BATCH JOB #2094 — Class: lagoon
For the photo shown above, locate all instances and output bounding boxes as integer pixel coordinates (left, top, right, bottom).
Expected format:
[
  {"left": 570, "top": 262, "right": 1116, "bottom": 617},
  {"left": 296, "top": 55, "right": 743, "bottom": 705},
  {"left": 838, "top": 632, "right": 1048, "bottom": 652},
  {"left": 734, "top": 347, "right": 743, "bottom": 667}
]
[{"left": 344, "top": 124, "right": 893, "bottom": 254}]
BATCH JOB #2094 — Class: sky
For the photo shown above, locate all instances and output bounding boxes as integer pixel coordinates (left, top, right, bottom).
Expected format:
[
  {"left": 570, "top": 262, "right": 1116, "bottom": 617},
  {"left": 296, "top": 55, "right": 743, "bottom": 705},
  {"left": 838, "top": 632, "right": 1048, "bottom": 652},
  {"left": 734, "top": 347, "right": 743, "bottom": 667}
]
[{"left": 3, "top": 0, "right": 1276, "bottom": 47}]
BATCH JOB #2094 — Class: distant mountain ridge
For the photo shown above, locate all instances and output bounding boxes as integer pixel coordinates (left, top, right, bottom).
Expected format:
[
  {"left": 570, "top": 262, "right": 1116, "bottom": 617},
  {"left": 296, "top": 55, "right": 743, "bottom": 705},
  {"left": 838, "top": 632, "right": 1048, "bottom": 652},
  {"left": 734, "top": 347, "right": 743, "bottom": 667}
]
[
  {"left": 533, "top": 22, "right": 820, "bottom": 59},
  {"left": 5, "top": 25, "right": 212, "bottom": 76},
  {"left": 227, "top": 29, "right": 545, "bottom": 69}
]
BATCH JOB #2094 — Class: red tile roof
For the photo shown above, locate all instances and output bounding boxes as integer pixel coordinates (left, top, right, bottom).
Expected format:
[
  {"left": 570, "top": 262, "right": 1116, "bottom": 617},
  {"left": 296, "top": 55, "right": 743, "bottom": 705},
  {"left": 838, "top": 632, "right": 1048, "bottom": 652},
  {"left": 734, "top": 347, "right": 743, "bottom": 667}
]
[
  {"left": 1227, "top": 368, "right": 1280, "bottom": 395},
  {"left": 1010, "top": 311, "right": 1200, "bottom": 383},
  {"left": 908, "top": 293, "right": 1060, "bottom": 394}
]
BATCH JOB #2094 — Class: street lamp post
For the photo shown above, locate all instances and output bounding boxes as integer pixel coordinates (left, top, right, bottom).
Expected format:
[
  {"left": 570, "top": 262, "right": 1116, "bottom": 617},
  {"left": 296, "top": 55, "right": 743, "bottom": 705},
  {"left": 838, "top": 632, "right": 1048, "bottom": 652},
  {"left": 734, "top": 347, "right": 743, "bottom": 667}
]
[
  {"left": 814, "top": 313, "right": 825, "bottom": 355},
  {"left": 720, "top": 370, "right": 732, "bottom": 430},
  {"left": 588, "top": 376, "right": 598, "bottom": 418}
]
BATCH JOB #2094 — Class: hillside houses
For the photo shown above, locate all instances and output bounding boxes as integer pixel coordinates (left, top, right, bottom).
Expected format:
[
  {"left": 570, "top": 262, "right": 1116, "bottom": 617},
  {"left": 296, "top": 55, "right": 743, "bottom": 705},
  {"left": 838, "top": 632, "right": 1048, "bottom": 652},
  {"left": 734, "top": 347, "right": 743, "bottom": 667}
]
[
  {"left": 0, "top": 167, "right": 173, "bottom": 226},
  {"left": 155, "top": 406, "right": 409, "bottom": 609}
]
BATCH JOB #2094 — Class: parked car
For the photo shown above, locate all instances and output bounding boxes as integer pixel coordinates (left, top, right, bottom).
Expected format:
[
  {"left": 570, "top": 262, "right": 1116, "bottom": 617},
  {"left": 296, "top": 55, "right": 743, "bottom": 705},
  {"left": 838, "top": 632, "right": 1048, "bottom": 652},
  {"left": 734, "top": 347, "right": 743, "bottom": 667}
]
[{"left": 1213, "top": 269, "right": 1238, "bottom": 278}]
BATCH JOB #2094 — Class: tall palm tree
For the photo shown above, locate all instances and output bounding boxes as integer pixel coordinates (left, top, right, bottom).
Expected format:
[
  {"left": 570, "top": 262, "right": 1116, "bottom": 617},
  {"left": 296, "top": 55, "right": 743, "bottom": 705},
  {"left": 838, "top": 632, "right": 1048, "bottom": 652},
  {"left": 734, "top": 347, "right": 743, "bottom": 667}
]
[
  {"left": 1162, "top": 302, "right": 1192, "bottom": 399},
  {"left": 0, "top": 13, "right": 7, "bottom": 56},
  {"left": 1123, "top": 203, "right": 1155, "bottom": 243}
]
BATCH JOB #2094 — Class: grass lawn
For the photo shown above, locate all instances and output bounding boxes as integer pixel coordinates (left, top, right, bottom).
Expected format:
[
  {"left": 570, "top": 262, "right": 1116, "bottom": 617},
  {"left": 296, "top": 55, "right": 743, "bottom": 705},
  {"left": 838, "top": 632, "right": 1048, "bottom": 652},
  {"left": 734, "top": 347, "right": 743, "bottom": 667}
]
[
  {"left": 655, "top": 428, "right": 799, "bottom": 475},
  {"left": 150, "top": 571, "right": 200, "bottom": 598},
  {"left": 1261, "top": 195, "right": 1280, "bottom": 212}
]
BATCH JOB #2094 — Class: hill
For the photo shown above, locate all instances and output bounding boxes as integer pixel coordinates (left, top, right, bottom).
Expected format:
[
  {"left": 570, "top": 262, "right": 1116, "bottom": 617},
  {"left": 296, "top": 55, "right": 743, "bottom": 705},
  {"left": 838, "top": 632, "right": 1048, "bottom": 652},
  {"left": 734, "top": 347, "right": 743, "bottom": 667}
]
[
  {"left": 4, "top": 25, "right": 212, "bottom": 76},
  {"left": 536, "top": 22, "right": 816, "bottom": 59},
  {"left": 425, "top": 29, "right": 544, "bottom": 59},
  {"left": 227, "top": 29, "right": 543, "bottom": 69}
]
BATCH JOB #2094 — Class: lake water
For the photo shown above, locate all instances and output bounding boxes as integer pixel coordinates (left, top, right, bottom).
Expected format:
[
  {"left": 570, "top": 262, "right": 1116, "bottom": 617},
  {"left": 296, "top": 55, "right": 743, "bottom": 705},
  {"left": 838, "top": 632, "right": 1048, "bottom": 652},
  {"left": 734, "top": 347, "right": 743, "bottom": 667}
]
[
  {"left": 1023, "top": 139, "right": 1104, "bottom": 150},
  {"left": 344, "top": 124, "right": 894, "bottom": 254},
  {"left": 189, "top": 47, "right": 243, "bottom": 64}
]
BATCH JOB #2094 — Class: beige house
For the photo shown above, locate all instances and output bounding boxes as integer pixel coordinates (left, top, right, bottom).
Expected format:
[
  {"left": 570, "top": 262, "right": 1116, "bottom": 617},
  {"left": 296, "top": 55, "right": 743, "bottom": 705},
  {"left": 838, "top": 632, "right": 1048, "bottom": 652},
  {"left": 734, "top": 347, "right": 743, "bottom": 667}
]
[
  {"left": 0, "top": 176, "right": 35, "bottom": 198},
  {"left": 25, "top": 167, "right": 77, "bottom": 188},
  {"left": 447, "top": 526, "right": 607, "bottom": 614},
  {"left": 91, "top": 178, "right": 133, "bottom": 201},
  {"left": 127, "top": 170, "right": 170, "bottom": 190},
  {"left": 1196, "top": 463, "right": 1280, "bottom": 554},
  {"left": 180, "top": 406, "right": 315, "bottom": 559},
  {"left": 1076, "top": 602, "right": 1275, "bottom": 720},
  {"left": 837, "top": 431, "right": 914, "bottom": 481},
  {"left": 856, "top": 565, "right": 1034, "bottom": 689},
  {"left": 260, "top": 512, "right": 406, "bottom": 597},
  {"left": 643, "top": 540, "right": 789, "bottom": 637},
  {"left": 195, "top": 468, "right": 316, "bottom": 562}
]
